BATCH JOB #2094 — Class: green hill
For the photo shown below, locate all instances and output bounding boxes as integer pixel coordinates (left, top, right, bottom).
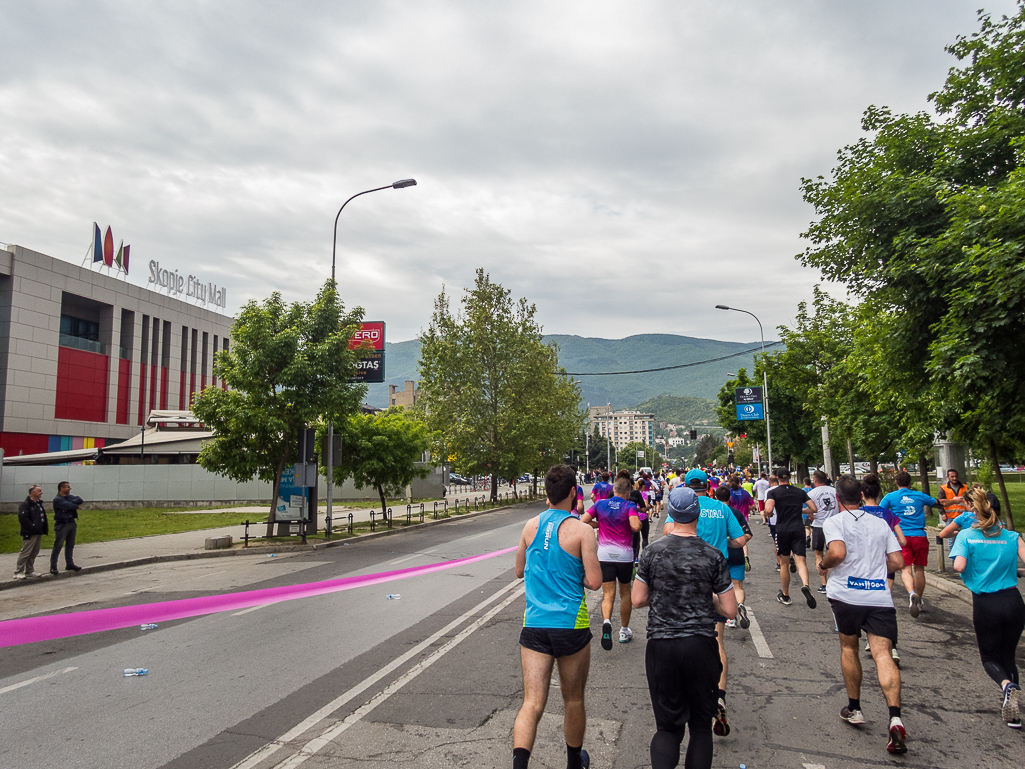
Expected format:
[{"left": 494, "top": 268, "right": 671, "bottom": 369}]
[
  {"left": 365, "top": 333, "right": 766, "bottom": 409},
  {"left": 631, "top": 394, "right": 718, "bottom": 426}
]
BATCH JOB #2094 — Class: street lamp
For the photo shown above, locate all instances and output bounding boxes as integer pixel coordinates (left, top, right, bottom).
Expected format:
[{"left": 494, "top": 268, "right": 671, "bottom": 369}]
[
  {"left": 716, "top": 304, "right": 773, "bottom": 473},
  {"left": 326, "top": 179, "right": 417, "bottom": 534}
]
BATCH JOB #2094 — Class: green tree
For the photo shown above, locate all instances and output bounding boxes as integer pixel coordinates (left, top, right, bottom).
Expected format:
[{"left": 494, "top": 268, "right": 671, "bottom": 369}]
[
  {"left": 616, "top": 441, "right": 663, "bottom": 472},
  {"left": 693, "top": 434, "right": 720, "bottom": 467},
  {"left": 193, "top": 281, "right": 367, "bottom": 535},
  {"left": 332, "top": 407, "right": 432, "bottom": 518},
  {"left": 418, "top": 270, "right": 584, "bottom": 501}
]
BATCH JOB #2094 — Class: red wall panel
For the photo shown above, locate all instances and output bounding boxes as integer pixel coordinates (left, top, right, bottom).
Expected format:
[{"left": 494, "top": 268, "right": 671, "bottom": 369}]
[
  {"left": 55, "top": 347, "right": 109, "bottom": 423},
  {"left": 0, "top": 432, "right": 49, "bottom": 457},
  {"left": 116, "top": 358, "right": 132, "bottom": 425},
  {"left": 160, "top": 367, "right": 169, "bottom": 410},
  {"left": 138, "top": 362, "right": 148, "bottom": 425},
  {"left": 179, "top": 371, "right": 187, "bottom": 409}
]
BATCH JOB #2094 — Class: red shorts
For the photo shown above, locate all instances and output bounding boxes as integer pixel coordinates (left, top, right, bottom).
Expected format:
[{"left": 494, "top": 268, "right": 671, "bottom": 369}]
[
  {"left": 901, "top": 536, "right": 929, "bottom": 567},
  {"left": 758, "top": 500, "right": 765, "bottom": 512}
]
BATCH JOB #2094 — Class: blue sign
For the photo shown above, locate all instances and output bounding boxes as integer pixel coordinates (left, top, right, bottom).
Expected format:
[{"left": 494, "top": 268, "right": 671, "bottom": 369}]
[
  {"left": 276, "top": 465, "right": 305, "bottom": 521},
  {"left": 736, "top": 403, "right": 764, "bottom": 421}
]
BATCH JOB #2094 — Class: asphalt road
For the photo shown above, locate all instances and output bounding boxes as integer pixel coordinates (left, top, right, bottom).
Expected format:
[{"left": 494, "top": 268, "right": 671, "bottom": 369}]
[{"left": 2, "top": 501, "right": 1024, "bottom": 768}]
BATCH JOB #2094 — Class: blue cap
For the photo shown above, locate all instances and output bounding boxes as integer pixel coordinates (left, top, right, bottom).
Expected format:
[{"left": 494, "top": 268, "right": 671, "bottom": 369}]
[
  {"left": 667, "top": 487, "right": 701, "bottom": 523},
  {"left": 684, "top": 468, "right": 709, "bottom": 488}
]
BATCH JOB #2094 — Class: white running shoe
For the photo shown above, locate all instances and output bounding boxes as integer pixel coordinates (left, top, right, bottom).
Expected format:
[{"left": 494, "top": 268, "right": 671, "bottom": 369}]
[
  {"left": 840, "top": 707, "right": 866, "bottom": 725},
  {"left": 909, "top": 593, "right": 922, "bottom": 618},
  {"left": 618, "top": 627, "right": 633, "bottom": 643},
  {"left": 1002, "top": 684, "right": 1022, "bottom": 728},
  {"left": 725, "top": 619, "right": 737, "bottom": 629}
]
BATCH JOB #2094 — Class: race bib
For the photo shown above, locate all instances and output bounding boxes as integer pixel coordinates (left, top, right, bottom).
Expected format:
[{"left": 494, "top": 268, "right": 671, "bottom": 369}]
[{"left": 846, "top": 577, "right": 885, "bottom": 591}]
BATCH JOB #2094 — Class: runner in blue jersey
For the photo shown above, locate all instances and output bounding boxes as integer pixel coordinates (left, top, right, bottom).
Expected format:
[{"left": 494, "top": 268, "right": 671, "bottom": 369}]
[
  {"left": 590, "top": 472, "right": 613, "bottom": 504},
  {"left": 880, "top": 473, "right": 939, "bottom": 618},
  {"left": 514, "top": 464, "right": 602, "bottom": 769},
  {"left": 663, "top": 468, "right": 747, "bottom": 739}
]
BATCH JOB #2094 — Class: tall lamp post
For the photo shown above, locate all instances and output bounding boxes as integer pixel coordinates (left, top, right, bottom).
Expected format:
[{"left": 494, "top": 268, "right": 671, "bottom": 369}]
[
  {"left": 716, "top": 304, "right": 773, "bottom": 473},
  {"left": 326, "top": 179, "right": 417, "bottom": 533}
]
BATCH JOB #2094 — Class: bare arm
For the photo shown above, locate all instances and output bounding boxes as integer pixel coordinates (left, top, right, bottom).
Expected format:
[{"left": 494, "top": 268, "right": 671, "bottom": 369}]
[
  {"left": 819, "top": 539, "right": 846, "bottom": 570},
  {"left": 515, "top": 518, "right": 537, "bottom": 579},
  {"left": 953, "top": 555, "right": 967, "bottom": 574},
  {"left": 938, "top": 521, "right": 960, "bottom": 540},
  {"left": 804, "top": 498, "right": 818, "bottom": 519},
  {"left": 713, "top": 586, "right": 738, "bottom": 620},
  {"left": 886, "top": 550, "right": 905, "bottom": 573},
  {"left": 893, "top": 523, "right": 907, "bottom": 548},
  {"left": 1018, "top": 535, "right": 1025, "bottom": 565},
  {"left": 763, "top": 499, "right": 775, "bottom": 517},
  {"left": 578, "top": 523, "right": 602, "bottom": 590},
  {"left": 631, "top": 578, "right": 649, "bottom": 608},
  {"left": 579, "top": 512, "right": 599, "bottom": 529},
  {"left": 727, "top": 535, "right": 748, "bottom": 549},
  {"left": 629, "top": 513, "right": 641, "bottom": 533}
]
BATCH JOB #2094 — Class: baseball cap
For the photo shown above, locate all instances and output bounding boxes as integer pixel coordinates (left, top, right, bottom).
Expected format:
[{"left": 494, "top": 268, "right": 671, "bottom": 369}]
[
  {"left": 684, "top": 468, "right": 709, "bottom": 488},
  {"left": 667, "top": 486, "right": 701, "bottom": 523},
  {"left": 775, "top": 467, "right": 791, "bottom": 480}
]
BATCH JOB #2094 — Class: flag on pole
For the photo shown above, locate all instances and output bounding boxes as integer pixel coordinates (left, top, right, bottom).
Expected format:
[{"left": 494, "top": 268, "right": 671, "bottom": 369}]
[
  {"left": 115, "top": 241, "right": 124, "bottom": 271},
  {"left": 122, "top": 244, "right": 130, "bottom": 274},
  {"left": 103, "top": 227, "right": 114, "bottom": 267},
  {"left": 93, "top": 223, "right": 103, "bottom": 262}
]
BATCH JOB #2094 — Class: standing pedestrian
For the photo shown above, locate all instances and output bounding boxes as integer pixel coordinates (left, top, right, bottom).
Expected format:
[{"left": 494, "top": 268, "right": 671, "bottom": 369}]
[
  {"left": 513, "top": 464, "right": 602, "bottom": 769},
  {"left": 633, "top": 485, "right": 737, "bottom": 769},
  {"left": 950, "top": 486, "right": 1025, "bottom": 729},
  {"left": 15, "top": 485, "right": 48, "bottom": 579},
  {"left": 937, "top": 468, "right": 968, "bottom": 525},
  {"left": 50, "top": 481, "right": 83, "bottom": 575},
  {"left": 821, "top": 475, "right": 907, "bottom": 755}
]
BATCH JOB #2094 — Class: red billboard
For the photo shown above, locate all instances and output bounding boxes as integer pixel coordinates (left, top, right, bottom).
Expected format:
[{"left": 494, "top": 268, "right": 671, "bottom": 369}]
[
  {"left": 348, "top": 321, "right": 385, "bottom": 383},
  {"left": 349, "top": 321, "right": 385, "bottom": 351}
]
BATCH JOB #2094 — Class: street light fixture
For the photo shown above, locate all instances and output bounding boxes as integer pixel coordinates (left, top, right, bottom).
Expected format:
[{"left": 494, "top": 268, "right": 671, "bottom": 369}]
[
  {"left": 326, "top": 179, "right": 417, "bottom": 534},
  {"left": 716, "top": 304, "right": 773, "bottom": 473}
]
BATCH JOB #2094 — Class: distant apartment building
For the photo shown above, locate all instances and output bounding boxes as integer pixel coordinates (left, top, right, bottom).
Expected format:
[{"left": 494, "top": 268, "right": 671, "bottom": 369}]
[
  {"left": 388, "top": 380, "right": 419, "bottom": 409},
  {"left": 589, "top": 404, "right": 655, "bottom": 451}
]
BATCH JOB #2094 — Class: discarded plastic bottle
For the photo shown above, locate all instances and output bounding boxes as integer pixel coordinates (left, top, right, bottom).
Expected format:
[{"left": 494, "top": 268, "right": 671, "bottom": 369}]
[
  {"left": 140, "top": 624, "right": 158, "bottom": 631},
  {"left": 123, "top": 668, "right": 149, "bottom": 677},
  {"left": 387, "top": 594, "right": 401, "bottom": 600}
]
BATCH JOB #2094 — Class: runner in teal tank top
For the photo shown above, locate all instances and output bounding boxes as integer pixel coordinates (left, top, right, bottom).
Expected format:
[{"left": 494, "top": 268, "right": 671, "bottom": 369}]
[{"left": 513, "top": 464, "right": 602, "bottom": 769}]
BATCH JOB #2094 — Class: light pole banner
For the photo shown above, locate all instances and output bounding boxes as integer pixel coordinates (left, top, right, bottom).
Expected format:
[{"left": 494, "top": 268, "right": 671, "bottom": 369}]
[{"left": 736, "top": 403, "right": 764, "bottom": 421}]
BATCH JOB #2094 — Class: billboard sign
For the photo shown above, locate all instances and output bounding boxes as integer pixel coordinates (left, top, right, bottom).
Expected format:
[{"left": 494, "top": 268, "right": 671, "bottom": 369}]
[
  {"left": 348, "top": 321, "right": 386, "bottom": 383},
  {"left": 735, "top": 386, "right": 763, "bottom": 405},
  {"left": 736, "top": 403, "right": 764, "bottom": 421}
]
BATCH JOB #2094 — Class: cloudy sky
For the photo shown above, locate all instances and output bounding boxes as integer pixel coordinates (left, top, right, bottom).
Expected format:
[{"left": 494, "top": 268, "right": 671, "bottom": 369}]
[{"left": 1, "top": 1, "right": 1016, "bottom": 345}]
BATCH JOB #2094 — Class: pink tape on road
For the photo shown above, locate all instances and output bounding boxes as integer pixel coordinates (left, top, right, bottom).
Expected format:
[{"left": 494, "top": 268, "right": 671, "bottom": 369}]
[{"left": 0, "top": 546, "right": 518, "bottom": 649}]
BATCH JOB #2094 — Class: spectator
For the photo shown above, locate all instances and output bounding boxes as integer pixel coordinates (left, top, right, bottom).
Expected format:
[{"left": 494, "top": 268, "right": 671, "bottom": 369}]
[
  {"left": 15, "top": 485, "right": 48, "bottom": 579},
  {"left": 50, "top": 481, "right": 84, "bottom": 575}
]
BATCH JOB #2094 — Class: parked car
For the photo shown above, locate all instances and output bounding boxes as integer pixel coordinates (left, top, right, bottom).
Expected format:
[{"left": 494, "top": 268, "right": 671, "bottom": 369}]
[{"left": 448, "top": 473, "right": 471, "bottom": 486}]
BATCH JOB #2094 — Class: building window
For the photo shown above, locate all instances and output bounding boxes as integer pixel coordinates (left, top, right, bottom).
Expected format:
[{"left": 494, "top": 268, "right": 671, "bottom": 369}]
[{"left": 59, "top": 314, "right": 105, "bottom": 353}]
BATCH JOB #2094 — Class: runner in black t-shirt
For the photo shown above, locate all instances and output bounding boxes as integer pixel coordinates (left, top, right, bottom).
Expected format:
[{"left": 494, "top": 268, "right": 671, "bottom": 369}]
[{"left": 764, "top": 468, "right": 818, "bottom": 608}]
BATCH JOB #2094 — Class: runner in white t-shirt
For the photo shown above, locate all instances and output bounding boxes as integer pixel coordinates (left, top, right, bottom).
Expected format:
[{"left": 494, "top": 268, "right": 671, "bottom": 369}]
[
  {"left": 821, "top": 474, "right": 907, "bottom": 755},
  {"left": 807, "top": 470, "right": 839, "bottom": 594}
]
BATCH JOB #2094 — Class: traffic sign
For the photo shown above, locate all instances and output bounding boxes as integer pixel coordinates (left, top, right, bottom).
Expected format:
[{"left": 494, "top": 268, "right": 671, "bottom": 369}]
[
  {"left": 736, "top": 386, "right": 762, "bottom": 405},
  {"left": 736, "top": 403, "right": 764, "bottom": 421}
]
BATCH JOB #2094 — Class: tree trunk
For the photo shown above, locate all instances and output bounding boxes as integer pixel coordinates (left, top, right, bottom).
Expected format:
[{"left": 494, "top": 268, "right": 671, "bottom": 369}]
[
  {"left": 490, "top": 471, "right": 498, "bottom": 502},
  {"left": 829, "top": 446, "right": 841, "bottom": 484},
  {"left": 846, "top": 440, "right": 857, "bottom": 478},
  {"left": 918, "top": 452, "right": 931, "bottom": 496},
  {"left": 532, "top": 468, "right": 539, "bottom": 498},
  {"left": 377, "top": 483, "right": 389, "bottom": 522},
  {"left": 869, "top": 458, "right": 878, "bottom": 475},
  {"left": 990, "top": 441, "right": 1015, "bottom": 531}
]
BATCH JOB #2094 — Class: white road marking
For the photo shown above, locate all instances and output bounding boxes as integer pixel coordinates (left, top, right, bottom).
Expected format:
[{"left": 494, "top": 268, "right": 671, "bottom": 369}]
[
  {"left": 387, "top": 553, "right": 425, "bottom": 565},
  {"left": 803, "top": 763, "right": 826, "bottom": 769},
  {"left": 228, "top": 578, "right": 523, "bottom": 769},
  {"left": 232, "top": 603, "right": 273, "bottom": 616},
  {"left": 0, "top": 666, "right": 78, "bottom": 695},
  {"left": 271, "top": 586, "right": 526, "bottom": 769},
  {"left": 463, "top": 530, "right": 498, "bottom": 541},
  {"left": 747, "top": 610, "right": 774, "bottom": 658}
]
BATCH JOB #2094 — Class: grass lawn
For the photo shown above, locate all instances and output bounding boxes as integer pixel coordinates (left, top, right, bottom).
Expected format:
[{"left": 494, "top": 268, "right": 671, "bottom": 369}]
[{"left": 919, "top": 478, "right": 1025, "bottom": 529}]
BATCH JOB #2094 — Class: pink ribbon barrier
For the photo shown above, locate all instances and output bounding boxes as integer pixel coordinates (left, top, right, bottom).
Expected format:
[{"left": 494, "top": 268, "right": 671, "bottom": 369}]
[{"left": 0, "top": 546, "right": 518, "bottom": 649}]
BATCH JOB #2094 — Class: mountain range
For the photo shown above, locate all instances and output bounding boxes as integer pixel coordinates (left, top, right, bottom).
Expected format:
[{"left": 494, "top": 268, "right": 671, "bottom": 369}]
[{"left": 364, "top": 333, "right": 766, "bottom": 415}]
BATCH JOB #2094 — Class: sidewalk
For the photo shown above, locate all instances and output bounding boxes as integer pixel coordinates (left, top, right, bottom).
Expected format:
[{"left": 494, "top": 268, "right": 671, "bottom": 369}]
[{"left": 0, "top": 492, "right": 534, "bottom": 591}]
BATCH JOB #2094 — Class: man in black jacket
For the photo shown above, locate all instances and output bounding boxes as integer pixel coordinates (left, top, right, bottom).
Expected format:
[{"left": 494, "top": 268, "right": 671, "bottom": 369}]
[
  {"left": 51, "top": 481, "right": 84, "bottom": 575},
  {"left": 15, "top": 485, "right": 48, "bottom": 579}
]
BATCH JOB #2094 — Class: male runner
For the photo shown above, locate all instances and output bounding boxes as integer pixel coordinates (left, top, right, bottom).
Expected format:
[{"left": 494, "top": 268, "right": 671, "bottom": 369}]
[
  {"left": 634, "top": 485, "right": 737, "bottom": 769},
  {"left": 821, "top": 475, "right": 907, "bottom": 755},
  {"left": 879, "top": 472, "right": 938, "bottom": 617},
  {"left": 808, "top": 470, "right": 839, "bottom": 594},
  {"left": 753, "top": 472, "right": 770, "bottom": 523},
  {"left": 590, "top": 472, "right": 613, "bottom": 504},
  {"left": 663, "top": 468, "right": 747, "bottom": 737},
  {"left": 715, "top": 485, "right": 753, "bottom": 629},
  {"left": 514, "top": 464, "right": 602, "bottom": 769},
  {"left": 581, "top": 474, "right": 641, "bottom": 648},
  {"left": 764, "top": 468, "right": 818, "bottom": 608}
]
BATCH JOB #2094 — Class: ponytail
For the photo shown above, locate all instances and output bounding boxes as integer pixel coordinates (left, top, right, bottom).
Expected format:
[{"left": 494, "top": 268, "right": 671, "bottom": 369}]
[{"left": 967, "top": 485, "right": 1000, "bottom": 537}]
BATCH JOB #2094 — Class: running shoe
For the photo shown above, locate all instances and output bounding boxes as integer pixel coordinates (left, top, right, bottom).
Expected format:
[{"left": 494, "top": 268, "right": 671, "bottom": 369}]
[
  {"left": 865, "top": 641, "right": 872, "bottom": 652},
  {"left": 745, "top": 556, "right": 752, "bottom": 572},
  {"left": 909, "top": 593, "right": 922, "bottom": 618},
  {"left": 1002, "top": 684, "right": 1022, "bottom": 728},
  {"left": 580, "top": 748, "right": 590, "bottom": 768},
  {"left": 817, "top": 585, "right": 827, "bottom": 594},
  {"left": 887, "top": 716, "right": 907, "bottom": 754},
  {"left": 713, "top": 698, "right": 731, "bottom": 736},
  {"left": 776, "top": 590, "right": 792, "bottom": 606},
  {"left": 801, "top": 585, "right": 817, "bottom": 609},
  {"left": 725, "top": 619, "right": 737, "bottom": 629},
  {"left": 891, "top": 647, "right": 900, "bottom": 667},
  {"left": 775, "top": 562, "right": 781, "bottom": 572},
  {"left": 789, "top": 557, "right": 797, "bottom": 574},
  {"left": 618, "top": 626, "right": 633, "bottom": 643},
  {"left": 601, "top": 623, "right": 613, "bottom": 651},
  {"left": 737, "top": 603, "right": 750, "bottom": 629},
  {"left": 840, "top": 707, "right": 866, "bottom": 725}
]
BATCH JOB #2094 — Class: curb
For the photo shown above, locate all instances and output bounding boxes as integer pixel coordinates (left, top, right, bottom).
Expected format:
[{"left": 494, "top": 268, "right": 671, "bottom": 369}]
[
  {"left": 0, "top": 500, "right": 537, "bottom": 592},
  {"left": 923, "top": 569, "right": 972, "bottom": 605}
]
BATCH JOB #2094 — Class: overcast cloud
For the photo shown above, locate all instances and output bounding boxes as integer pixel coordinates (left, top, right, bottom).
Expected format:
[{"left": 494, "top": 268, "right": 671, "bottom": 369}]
[{"left": 0, "top": 1, "right": 1016, "bottom": 345}]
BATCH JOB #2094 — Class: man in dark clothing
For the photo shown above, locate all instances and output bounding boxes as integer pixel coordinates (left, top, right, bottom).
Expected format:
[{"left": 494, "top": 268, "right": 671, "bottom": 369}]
[
  {"left": 764, "top": 468, "right": 818, "bottom": 608},
  {"left": 51, "top": 481, "right": 84, "bottom": 574},
  {"left": 632, "top": 486, "right": 737, "bottom": 769},
  {"left": 15, "top": 485, "right": 48, "bottom": 579}
]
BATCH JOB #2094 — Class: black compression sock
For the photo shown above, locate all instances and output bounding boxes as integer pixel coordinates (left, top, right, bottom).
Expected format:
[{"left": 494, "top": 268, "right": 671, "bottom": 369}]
[
  {"left": 566, "top": 744, "right": 582, "bottom": 769},
  {"left": 717, "top": 688, "right": 726, "bottom": 702},
  {"left": 513, "top": 747, "right": 530, "bottom": 769},
  {"left": 848, "top": 698, "right": 861, "bottom": 712},
  {"left": 888, "top": 706, "right": 902, "bottom": 720}
]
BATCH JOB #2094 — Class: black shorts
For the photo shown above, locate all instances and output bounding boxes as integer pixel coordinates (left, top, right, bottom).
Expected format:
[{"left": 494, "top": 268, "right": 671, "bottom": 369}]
[
  {"left": 601, "top": 561, "right": 634, "bottom": 584},
  {"left": 519, "top": 626, "right": 592, "bottom": 657},
  {"left": 812, "top": 527, "right": 826, "bottom": 552},
  {"left": 776, "top": 529, "right": 807, "bottom": 557},
  {"left": 645, "top": 636, "right": 721, "bottom": 734},
  {"left": 829, "top": 599, "right": 898, "bottom": 643}
]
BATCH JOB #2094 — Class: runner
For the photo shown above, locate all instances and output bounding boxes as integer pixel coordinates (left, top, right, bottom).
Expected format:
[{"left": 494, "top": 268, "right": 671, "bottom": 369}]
[
  {"left": 753, "top": 472, "right": 770, "bottom": 523},
  {"left": 581, "top": 473, "right": 641, "bottom": 649},
  {"left": 879, "top": 472, "right": 939, "bottom": 618},
  {"left": 568, "top": 465, "right": 585, "bottom": 518},
  {"left": 514, "top": 464, "right": 602, "bottom": 769},
  {"left": 590, "top": 472, "right": 613, "bottom": 504},
  {"left": 950, "top": 486, "right": 1025, "bottom": 729},
  {"left": 628, "top": 474, "right": 651, "bottom": 563},
  {"left": 808, "top": 470, "right": 839, "bottom": 594},
  {"left": 764, "top": 468, "right": 818, "bottom": 608},
  {"left": 937, "top": 468, "right": 969, "bottom": 525},
  {"left": 633, "top": 485, "right": 737, "bottom": 769},
  {"left": 727, "top": 475, "right": 756, "bottom": 572},
  {"left": 859, "top": 473, "right": 907, "bottom": 666},
  {"left": 821, "top": 474, "right": 907, "bottom": 755},
  {"left": 664, "top": 468, "right": 747, "bottom": 737},
  {"left": 716, "top": 485, "right": 753, "bottom": 630}
]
